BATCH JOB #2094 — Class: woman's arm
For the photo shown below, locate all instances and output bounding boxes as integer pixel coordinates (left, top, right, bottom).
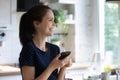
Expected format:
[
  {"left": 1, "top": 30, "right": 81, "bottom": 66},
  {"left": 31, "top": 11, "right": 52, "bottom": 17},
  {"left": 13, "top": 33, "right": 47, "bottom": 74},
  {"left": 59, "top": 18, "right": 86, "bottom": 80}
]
[
  {"left": 21, "top": 66, "right": 35, "bottom": 80},
  {"left": 21, "top": 65, "right": 54, "bottom": 80},
  {"left": 58, "top": 56, "right": 72, "bottom": 80},
  {"left": 58, "top": 67, "right": 66, "bottom": 80}
]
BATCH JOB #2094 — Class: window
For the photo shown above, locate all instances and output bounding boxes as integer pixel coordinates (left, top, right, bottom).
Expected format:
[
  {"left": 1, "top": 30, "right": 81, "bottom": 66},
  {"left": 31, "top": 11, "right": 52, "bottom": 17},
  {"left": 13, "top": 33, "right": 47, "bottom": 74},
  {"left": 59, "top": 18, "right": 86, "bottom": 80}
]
[
  {"left": 104, "top": 3, "right": 119, "bottom": 65},
  {"left": 99, "top": 0, "right": 119, "bottom": 66}
]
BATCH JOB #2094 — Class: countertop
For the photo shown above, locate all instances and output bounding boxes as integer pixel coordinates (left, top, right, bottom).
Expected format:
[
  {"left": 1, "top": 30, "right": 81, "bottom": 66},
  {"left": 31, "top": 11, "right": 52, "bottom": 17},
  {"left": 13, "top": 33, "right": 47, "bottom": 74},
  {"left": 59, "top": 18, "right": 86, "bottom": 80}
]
[
  {"left": 66, "top": 62, "right": 91, "bottom": 70},
  {"left": 0, "top": 63, "right": 91, "bottom": 76},
  {"left": 0, "top": 65, "right": 20, "bottom": 76}
]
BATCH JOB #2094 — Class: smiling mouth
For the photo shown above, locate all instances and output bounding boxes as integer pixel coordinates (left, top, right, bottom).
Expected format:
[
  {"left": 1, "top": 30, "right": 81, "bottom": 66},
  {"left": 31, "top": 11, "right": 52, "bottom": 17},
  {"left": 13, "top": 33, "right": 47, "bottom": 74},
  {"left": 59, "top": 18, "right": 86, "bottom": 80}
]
[{"left": 49, "top": 28, "right": 54, "bottom": 33}]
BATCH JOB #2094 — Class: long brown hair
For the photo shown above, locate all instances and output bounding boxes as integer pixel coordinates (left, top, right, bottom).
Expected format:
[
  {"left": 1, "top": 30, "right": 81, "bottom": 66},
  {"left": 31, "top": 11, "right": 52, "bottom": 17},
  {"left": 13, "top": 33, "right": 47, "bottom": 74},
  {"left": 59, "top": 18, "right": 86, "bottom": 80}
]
[{"left": 19, "top": 4, "right": 51, "bottom": 46}]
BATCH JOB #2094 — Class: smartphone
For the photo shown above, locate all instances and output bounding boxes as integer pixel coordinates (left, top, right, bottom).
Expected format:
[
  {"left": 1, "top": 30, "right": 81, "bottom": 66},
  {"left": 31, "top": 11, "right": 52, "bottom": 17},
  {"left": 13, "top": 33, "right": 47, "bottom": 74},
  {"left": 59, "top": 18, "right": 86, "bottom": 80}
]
[{"left": 59, "top": 51, "right": 71, "bottom": 60}]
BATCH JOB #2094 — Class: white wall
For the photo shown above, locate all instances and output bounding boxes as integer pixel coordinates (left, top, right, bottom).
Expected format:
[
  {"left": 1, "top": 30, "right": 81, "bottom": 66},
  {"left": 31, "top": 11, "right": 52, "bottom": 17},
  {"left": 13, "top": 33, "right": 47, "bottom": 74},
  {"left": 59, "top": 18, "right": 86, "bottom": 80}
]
[{"left": 75, "top": 0, "right": 99, "bottom": 63}]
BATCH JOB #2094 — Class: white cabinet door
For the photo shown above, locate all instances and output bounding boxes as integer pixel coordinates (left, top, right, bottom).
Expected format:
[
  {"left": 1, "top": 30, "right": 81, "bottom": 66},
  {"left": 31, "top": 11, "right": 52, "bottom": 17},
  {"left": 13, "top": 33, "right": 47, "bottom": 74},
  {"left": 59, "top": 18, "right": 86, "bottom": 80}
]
[
  {"left": 0, "top": 0, "right": 11, "bottom": 26},
  {"left": 0, "top": 0, "right": 16, "bottom": 30}
]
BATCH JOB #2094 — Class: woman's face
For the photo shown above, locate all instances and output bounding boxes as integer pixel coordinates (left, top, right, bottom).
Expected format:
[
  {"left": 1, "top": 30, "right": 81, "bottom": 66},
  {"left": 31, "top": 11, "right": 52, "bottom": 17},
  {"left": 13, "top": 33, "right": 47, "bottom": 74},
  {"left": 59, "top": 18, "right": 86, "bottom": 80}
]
[{"left": 35, "top": 9, "right": 55, "bottom": 37}]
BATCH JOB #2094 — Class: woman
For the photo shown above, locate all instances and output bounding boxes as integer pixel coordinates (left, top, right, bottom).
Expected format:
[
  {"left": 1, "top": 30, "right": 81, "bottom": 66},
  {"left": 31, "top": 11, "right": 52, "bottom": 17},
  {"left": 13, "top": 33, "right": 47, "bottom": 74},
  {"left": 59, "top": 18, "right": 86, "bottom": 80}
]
[{"left": 19, "top": 4, "right": 72, "bottom": 80}]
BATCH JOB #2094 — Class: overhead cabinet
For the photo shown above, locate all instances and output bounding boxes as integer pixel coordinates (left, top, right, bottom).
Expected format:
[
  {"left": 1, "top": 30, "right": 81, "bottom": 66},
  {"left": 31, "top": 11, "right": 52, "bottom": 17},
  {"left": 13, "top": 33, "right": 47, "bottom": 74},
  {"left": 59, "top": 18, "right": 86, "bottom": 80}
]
[
  {"left": 17, "top": 0, "right": 40, "bottom": 11},
  {"left": 0, "top": 0, "right": 16, "bottom": 29},
  {"left": 0, "top": 0, "right": 11, "bottom": 26}
]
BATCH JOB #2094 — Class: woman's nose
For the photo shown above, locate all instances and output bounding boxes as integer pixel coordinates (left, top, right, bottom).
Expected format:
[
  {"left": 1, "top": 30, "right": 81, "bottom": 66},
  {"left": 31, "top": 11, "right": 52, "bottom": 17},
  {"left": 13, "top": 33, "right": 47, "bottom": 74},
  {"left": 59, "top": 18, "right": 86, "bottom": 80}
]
[{"left": 52, "top": 21, "right": 55, "bottom": 27}]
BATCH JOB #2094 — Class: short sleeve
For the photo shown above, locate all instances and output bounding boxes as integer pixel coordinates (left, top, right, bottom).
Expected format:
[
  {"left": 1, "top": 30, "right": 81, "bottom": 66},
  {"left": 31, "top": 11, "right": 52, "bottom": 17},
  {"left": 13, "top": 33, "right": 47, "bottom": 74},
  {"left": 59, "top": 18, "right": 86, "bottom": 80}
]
[
  {"left": 50, "top": 43, "right": 60, "bottom": 58},
  {"left": 19, "top": 46, "right": 35, "bottom": 67}
]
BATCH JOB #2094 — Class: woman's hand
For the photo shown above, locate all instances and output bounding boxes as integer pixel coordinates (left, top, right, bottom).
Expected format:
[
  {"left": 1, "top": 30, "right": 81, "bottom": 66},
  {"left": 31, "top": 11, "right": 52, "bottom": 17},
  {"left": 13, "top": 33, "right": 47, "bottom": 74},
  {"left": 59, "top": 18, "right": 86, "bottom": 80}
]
[
  {"left": 63, "top": 56, "right": 72, "bottom": 68},
  {"left": 57, "top": 55, "right": 72, "bottom": 80},
  {"left": 48, "top": 54, "right": 72, "bottom": 71}
]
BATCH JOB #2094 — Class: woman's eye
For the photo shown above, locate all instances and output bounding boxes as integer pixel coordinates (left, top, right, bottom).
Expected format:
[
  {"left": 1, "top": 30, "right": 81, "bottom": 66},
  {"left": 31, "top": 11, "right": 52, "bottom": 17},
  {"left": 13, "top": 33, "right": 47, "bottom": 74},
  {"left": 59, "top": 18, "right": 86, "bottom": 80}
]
[{"left": 49, "top": 19, "right": 53, "bottom": 21}]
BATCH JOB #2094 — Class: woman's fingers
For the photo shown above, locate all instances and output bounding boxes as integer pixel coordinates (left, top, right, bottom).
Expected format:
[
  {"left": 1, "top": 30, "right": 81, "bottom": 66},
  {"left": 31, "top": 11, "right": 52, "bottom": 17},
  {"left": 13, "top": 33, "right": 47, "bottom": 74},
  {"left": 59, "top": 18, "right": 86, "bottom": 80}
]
[
  {"left": 55, "top": 53, "right": 61, "bottom": 60},
  {"left": 50, "top": 54, "right": 72, "bottom": 69}
]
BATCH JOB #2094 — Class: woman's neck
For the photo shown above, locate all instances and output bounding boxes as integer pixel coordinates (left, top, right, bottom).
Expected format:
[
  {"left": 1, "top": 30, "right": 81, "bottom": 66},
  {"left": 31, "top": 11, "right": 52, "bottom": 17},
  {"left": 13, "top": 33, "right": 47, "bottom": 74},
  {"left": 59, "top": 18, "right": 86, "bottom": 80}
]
[{"left": 33, "top": 35, "right": 47, "bottom": 52}]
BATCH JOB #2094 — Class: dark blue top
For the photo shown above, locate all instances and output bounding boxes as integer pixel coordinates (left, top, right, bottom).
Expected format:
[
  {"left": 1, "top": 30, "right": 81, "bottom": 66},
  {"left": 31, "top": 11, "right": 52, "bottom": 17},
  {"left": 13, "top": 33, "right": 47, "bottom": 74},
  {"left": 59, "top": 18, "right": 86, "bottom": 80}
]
[{"left": 19, "top": 40, "right": 60, "bottom": 80}]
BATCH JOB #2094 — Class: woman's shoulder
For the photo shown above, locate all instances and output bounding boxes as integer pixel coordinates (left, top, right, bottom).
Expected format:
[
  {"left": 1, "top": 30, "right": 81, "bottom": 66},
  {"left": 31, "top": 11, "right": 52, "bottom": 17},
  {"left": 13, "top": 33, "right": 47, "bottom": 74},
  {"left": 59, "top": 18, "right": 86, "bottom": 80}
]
[
  {"left": 47, "top": 42, "right": 60, "bottom": 55},
  {"left": 21, "top": 40, "right": 35, "bottom": 52},
  {"left": 46, "top": 42, "right": 59, "bottom": 48},
  {"left": 47, "top": 42, "right": 60, "bottom": 52}
]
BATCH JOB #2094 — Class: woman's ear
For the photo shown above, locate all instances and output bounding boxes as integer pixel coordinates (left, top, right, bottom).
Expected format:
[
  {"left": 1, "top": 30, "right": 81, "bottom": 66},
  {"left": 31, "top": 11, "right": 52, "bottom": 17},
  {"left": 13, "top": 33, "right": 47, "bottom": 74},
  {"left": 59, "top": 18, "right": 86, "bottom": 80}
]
[{"left": 33, "top": 21, "right": 40, "bottom": 28}]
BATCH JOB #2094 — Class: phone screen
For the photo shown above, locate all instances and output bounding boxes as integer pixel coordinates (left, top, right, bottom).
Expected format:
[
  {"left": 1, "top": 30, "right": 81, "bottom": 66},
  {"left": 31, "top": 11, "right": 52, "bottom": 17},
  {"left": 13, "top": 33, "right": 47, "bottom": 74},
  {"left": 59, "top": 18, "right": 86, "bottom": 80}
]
[{"left": 59, "top": 51, "right": 71, "bottom": 60}]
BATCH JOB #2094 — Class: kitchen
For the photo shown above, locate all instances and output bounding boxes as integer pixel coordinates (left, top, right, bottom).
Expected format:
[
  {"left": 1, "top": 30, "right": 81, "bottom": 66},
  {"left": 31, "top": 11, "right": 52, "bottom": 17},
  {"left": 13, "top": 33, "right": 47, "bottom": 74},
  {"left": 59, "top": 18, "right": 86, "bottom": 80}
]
[{"left": 0, "top": 0, "right": 119, "bottom": 80}]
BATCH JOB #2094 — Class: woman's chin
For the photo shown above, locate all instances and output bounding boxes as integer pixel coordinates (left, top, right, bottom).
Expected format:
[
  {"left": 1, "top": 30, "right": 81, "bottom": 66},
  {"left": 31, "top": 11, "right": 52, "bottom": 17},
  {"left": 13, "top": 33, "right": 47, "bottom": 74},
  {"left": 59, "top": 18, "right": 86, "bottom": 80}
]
[{"left": 47, "top": 33, "right": 53, "bottom": 36}]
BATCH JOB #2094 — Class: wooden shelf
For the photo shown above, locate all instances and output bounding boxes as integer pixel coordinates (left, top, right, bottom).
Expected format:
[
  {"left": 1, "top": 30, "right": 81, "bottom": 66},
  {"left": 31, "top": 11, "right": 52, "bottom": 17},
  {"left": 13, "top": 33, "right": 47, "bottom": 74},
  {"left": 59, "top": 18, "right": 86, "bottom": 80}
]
[
  {"left": 65, "top": 20, "right": 75, "bottom": 24},
  {"left": 54, "top": 33, "right": 68, "bottom": 35},
  {"left": 44, "top": 0, "right": 76, "bottom": 4}
]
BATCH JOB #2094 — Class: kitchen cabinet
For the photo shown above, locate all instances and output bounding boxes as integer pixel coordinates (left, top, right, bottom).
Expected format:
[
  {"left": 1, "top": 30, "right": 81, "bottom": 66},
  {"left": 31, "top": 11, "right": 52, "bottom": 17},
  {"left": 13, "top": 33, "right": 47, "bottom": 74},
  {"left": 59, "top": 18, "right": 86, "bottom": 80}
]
[{"left": 0, "top": 0, "right": 16, "bottom": 30}]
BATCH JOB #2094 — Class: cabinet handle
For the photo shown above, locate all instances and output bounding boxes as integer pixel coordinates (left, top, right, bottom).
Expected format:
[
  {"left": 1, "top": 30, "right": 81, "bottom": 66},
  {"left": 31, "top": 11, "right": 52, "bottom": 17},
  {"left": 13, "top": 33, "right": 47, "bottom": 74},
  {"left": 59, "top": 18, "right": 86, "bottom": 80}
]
[
  {"left": 0, "top": 32, "right": 5, "bottom": 37},
  {"left": 0, "top": 26, "right": 7, "bottom": 28}
]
